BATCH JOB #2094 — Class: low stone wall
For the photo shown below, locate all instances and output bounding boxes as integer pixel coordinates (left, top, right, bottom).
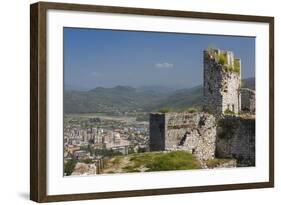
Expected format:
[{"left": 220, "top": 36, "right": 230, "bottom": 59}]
[
  {"left": 150, "top": 112, "right": 217, "bottom": 160},
  {"left": 216, "top": 116, "right": 255, "bottom": 166}
]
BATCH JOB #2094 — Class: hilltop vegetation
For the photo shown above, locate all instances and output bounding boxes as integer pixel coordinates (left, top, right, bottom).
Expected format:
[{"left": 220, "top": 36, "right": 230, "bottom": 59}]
[{"left": 102, "top": 151, "right": 200, "bottom": 174}]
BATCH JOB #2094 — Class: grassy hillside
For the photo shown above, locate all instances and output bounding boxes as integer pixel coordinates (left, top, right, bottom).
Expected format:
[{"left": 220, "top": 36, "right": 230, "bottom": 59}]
[{"left": 102, "top": 151, "right": 200, "bottom": 174}]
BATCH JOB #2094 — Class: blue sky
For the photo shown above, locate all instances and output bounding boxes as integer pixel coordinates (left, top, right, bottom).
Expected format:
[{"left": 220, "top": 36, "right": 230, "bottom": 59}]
[{"left": 64, "top": 27, "right": 255, "bottom": 90}]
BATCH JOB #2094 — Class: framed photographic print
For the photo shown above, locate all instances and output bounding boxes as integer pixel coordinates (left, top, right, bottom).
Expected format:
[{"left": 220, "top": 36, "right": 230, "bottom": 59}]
[{"left": 30, "top": 1, "right": 274, "bottom": 202}]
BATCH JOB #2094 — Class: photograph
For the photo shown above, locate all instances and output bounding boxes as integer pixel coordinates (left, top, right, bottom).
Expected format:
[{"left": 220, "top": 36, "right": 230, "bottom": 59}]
[
  {"left": 63, "top": 28, "right": 256, "bottom": 176},
  {"left": 29, "top": 1, "right": 274, "bottom": 202}
]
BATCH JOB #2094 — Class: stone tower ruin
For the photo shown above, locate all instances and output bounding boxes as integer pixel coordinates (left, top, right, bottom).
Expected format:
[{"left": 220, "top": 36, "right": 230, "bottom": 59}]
[{"left": 203, "top": 48, "right": 241, "bottom": 116}]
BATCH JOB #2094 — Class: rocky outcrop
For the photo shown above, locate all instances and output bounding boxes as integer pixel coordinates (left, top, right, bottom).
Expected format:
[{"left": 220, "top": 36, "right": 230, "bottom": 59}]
[{"left": 71, "top": 162, "right": 97, "bottom": 175}]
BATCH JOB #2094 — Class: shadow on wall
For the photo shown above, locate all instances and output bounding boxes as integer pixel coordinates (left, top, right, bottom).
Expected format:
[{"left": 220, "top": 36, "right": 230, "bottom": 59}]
[{"left": 215, "top": 116, "right": 255, "bottom": 167}]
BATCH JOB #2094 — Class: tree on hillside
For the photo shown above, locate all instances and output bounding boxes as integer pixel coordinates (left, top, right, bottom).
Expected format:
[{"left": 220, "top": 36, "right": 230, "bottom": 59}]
[{"left": 64, "top": 158, "right": 77, "bottom": 176}]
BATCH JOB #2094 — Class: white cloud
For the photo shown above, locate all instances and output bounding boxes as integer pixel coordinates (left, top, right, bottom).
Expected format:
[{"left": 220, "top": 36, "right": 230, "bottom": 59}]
[
  {"left": 155, "top": 62, "right": 174, "bottom": 69},
  {"left": 90, "top": 71, "right": 101, "bottom": 77}
]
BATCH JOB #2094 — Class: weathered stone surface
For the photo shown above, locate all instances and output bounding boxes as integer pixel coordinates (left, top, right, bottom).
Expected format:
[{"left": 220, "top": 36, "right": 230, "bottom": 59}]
[
  {"left": 240, "top": 88, "right": 256, "bottom": 114},
  {"left": 212, "top": 159, "right": 237, "bottom": 169},
  {"left": 202, "top": 158, "right": 237, "bottom": 169},
  {"left": 203, "top": 49, "right": 241, "bottom": 116},
  {"left": 216, "top": 116, "right": 255, "bottom": 167},
  {"left": 71, "top": 162, "right": 97, "bottom": 175},
  {"left": 150, "top": 112, "right": 217, "bottom": 160},
  {"left": 149, "top": 113, "right": 255, "bottom": 166}
]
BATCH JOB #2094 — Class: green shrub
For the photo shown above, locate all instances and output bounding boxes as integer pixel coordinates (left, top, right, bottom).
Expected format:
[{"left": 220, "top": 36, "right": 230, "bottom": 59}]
[
  {"left": 80, "top": 144, "right": 93, "bottom": 155},
  {"left": 218, "top": 53, "right": 227, "bottom": 65},
  {"left": 183, "top": 107, "right": 198, "bottom": 113},
  {"left": 224, "top": 63, "right": 240, "bottom": 74},
  {"left": 224, "top": 108, "right": 235, "bottom": 115},
  {"left": 233, "top": 67, "right": 240, "bottom": 74},
  {"left": 158, "top": 108, "right": 174, "bottom": 113},
  {"left": 64, "top": 158, "right": 77, "bottom": 176},
  {"left": 82, "top": 158, "right": 93, "bottom": 164},
  {"left": 233, "top": 60, "right": 240, "bottom": 74},
  {"left": 233, "top": 66, "right": 240, "bottom": 74}
]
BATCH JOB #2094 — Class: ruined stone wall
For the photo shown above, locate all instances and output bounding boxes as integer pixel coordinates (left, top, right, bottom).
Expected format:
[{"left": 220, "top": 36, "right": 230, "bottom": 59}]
[
  {"left": 216, "top": 116, "right": 255, "bottom": 166},
  {"left": 150, "top": 112, "right": 255, "bottom": 165},
  {"left": 203, "top": 49, "right": 241, "bottom": 116},
  {"left": 149, "top": 112, "right": 217, "bottom": 160},
  {"left": 203, "top": 50, "right": 223, "bottom": 115},
  {"left": 221, "top": 71, "right": 241, "bottom": 114},
  {"left": 240, "top": 88, "right": 256, "bottom": 114}
]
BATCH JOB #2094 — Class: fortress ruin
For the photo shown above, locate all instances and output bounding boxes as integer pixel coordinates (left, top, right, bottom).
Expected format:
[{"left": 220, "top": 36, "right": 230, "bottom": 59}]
[
  {"left": 149, "top": 48, "right": 256, "bottom": 167},
  {"left": 203, "top": 49, "right": 241, "bottom": 116}
]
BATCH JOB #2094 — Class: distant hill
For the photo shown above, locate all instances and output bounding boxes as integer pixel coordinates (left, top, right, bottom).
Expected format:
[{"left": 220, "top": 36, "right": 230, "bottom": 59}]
[
  {"left": 136, "top": 85, "right": 178, "bottom": 94},
  {"left": 241, "top": 77, "right": 255, "bottom": 90},
  {"left": 64, "top": 78, "right": 255, "bottom": 114},
  {"left": 64, "top": 85, "right": 166, "bottom": 114},
  {"left": 145, "top": 85, "right": 203, "bottom": 111}
]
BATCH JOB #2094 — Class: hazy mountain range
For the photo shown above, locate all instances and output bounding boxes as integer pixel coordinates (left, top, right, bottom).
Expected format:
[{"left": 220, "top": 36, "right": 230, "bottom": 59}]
[{"left": 64, "top": 77, "right": 255, "bottom": 114}]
